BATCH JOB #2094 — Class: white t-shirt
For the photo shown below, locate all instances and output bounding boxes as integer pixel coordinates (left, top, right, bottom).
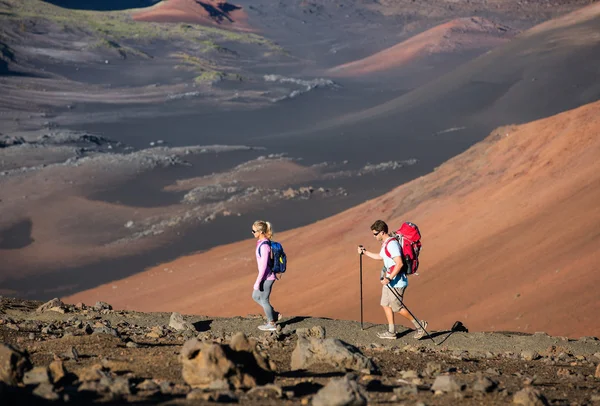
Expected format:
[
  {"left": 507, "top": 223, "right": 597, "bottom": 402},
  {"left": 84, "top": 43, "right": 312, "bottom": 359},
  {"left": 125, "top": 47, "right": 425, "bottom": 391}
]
[{"left": 380, "top": 237, "right": 408, "bottom": 288}]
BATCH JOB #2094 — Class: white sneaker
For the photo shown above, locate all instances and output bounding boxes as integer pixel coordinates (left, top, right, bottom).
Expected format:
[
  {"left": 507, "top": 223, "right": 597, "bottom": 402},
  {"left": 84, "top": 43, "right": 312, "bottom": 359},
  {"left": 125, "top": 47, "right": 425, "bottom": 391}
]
[
  {"left": 414, "top": 320, "right": 428, "bottom": 339},
  {"left": 258, "top": 323, "right": 276, "bottom": 331},
  {"left": 377, "top": 331, "right": 397, "bottom": 340}
]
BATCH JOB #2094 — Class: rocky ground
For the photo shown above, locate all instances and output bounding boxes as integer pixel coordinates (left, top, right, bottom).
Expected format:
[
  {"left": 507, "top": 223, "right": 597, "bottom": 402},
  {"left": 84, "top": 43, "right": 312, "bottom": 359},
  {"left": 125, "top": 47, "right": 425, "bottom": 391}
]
[{"left": 1, "top": 297, "right": 600, "bottom": 405}]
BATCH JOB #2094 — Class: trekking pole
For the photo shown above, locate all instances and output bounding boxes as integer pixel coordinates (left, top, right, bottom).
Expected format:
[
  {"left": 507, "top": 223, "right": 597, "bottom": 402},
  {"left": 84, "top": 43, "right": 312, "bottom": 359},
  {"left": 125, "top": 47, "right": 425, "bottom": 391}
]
[
  {"left": 359, "top": 251, "right": 364, "bottom": 330},
  {"left": 386, "top": 284, "right": 437, "bottom": 345}
]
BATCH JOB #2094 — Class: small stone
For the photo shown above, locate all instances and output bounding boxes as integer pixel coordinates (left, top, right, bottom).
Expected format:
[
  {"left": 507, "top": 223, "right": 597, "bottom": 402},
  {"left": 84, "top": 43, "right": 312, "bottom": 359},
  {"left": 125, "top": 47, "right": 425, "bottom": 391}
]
[
  {"left": 431, "top": 375, "right": 461, "bottom": 393},
  {"left": 400, "top": 370, "right": 419, "bottom": 379},
  {"left": 595, "top": 364, "right": 600, "bottom": 378},
  {"left": 0, "top": 344, "right": 32, "bottom": 385},
  {"left": 312, "top": 374, "right": 367, "bottom": 406},
  {"left": 49, "top": 360, "right": 66, "bottom": 384},
  {"left": 473, "top": 375, "right": 497, "bottom": 393},
  {"left": 513, "top": 387, "right": 549, "bottom": 405},
  {"left": 23, "top": 367, "right": 50, "bottom": 385},
  {"left": 521, "top": 350, "right": 541, "bottom": 361},
  {"left": 93, "top": 301, "right": 112, "bottom": 311},
  {"left": 33, "top": 383, "right": 59, "bottom": 400},
  {"left": 169, "top": 312, "right": 195, "bottom": 332},
  {"left": 137, "top": 379, "right": 160, "bottom": 392},
  {"left": 424, "top": 362, "right": 442, "bottom": 377},
  {"left": 126, "top": 341, "right": 140, "bottom": 348}
]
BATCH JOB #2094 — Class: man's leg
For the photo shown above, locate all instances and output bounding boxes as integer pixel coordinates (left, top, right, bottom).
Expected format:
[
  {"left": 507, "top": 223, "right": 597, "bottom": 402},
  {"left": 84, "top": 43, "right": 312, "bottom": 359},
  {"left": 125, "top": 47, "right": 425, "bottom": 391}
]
[
  {"left": 382, "top": 305, "right": 395, "bottom": 331},
  {"left": 396, "top": 301, "right": 428, "bottom": 339},
  {"left": 398, "top": 308, "right": 416, "bottom": 324},
  {"left": 378, "top": 286, "right": 398, "bottom": 338}
]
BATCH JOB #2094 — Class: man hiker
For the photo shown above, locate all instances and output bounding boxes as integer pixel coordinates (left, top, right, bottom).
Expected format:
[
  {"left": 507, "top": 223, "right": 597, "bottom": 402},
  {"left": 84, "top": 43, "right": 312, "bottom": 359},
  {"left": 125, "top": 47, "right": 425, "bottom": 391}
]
[{"left": 357, "top": 219, "right": 428, "bottom": 340}]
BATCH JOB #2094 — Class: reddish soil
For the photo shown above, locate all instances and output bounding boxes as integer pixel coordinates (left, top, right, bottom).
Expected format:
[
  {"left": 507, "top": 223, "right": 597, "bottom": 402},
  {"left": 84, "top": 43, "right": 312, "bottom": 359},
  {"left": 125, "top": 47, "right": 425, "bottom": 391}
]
[
  {"left": 328, "top": 17, "right": 515, "bottom": 77},
  {"left": 66, "top": 99, "right": 600, "bottom": 339},
  {"left": 133, "top": 0, "right": 251, "bottom": 30}
]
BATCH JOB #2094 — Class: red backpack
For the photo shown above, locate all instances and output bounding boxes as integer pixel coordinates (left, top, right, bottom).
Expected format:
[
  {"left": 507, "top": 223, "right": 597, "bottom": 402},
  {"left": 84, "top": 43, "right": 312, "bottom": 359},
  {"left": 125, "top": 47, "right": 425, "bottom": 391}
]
[{"left": 384, "top": 222, "right": 422, "bottom": 275}]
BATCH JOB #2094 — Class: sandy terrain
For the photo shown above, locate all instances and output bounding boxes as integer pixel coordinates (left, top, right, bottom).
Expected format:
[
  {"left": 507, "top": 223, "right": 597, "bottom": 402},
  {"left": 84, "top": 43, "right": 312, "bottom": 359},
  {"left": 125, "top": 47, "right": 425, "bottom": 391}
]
[
  {"left": 66, "top": 99, "right": 600, "bottom": 339},
  {"left": 133, "top": 0, "right": 251, "bottom": 31},
  {"left": 328, "top": 17, "right": 515, "bottom": 77}
]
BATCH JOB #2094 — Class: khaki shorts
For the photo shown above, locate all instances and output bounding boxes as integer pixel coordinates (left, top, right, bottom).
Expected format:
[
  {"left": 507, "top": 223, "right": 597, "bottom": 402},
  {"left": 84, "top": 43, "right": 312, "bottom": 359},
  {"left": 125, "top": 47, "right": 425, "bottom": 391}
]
[{"left": 381, "top": 286, "right": 406, "bottom": 313}]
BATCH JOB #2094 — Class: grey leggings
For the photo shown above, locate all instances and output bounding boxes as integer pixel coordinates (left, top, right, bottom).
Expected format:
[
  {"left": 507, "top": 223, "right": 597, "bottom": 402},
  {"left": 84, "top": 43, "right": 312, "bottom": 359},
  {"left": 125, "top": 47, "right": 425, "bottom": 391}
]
[{"left": 252, "top": 279, "right": 275, "bottom": 322}]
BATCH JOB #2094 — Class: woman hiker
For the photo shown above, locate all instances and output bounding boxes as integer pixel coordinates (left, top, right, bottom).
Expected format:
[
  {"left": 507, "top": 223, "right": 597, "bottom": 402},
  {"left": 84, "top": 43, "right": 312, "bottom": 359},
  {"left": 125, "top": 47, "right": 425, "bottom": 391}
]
[{"left": 251, "top": 220, "right": 281, "bottom": 331}]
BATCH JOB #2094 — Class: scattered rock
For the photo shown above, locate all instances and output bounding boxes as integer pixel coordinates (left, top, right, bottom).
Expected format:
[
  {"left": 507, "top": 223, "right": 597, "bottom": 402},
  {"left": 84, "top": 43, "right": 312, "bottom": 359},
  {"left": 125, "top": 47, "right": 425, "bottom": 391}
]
[
  {"left": 0, "top": 344, "right": 32, "bottom": 385},
  {"left": 296, "top": 325, "right": 326, "bottom": 339},
  {"left": 187, "top": 389, "right": 238, "bottom": 402},
  {"left": 247, "top": 383, "right": 283, "bottom": 399},
  {"left": 431, "top": 375, "right": 462, "bottom": 393},
  {"left": 33, "top": 382, "right": 60, "bottom": 400},
  {"left": 169, "top": 312, "right": 195, "bottom": 332},
  {"left": 93, "top": 302, "right": 112, "bottom": 311},
  {"left": 595, "top": 364, "right": 600, "bottom": 378},
  {"left": 424, "top": 361, "right": 443, "bottom": 377},
  {"left": 521, "top": 350, "right": 541, "bottom": 361},
  {"left": 513, "top": 387, "right": 549, "bottom": 405},
  {"left": 36, "top": 298, "right": 65, "bottom": 313},
  {"left": 312, "top": 373, "right": 367, "bottom": 406},
  {"left": 472, "top": 374, "right": 498, "bottom": 393},
  {"left": 23, "top": 366, "right": 51, "bottom": 385},
  {"left": 49, "top": 360, "right": 66, "bottom": 385},
  {"left": 291, "top": 334, "right": 377, "bottom": 373},
  {"left": 179, "top": 334, "right": 274, "bottom": 390},
  {"left": 77, "top": 364, "right": 107, "bottom": 382}
]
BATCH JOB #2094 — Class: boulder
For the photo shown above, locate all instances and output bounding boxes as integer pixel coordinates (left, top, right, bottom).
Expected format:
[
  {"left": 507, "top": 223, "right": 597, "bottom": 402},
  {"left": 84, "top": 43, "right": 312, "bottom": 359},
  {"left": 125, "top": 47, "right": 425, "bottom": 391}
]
[
  {"left": 33, "top": 383, "right": 60, "bottom": 400},
  {"left": 472, "top": 375, "right": 498, "bottom": 393},
  {"left": 291, "top": 335, "right": 377, "bottom": 374},
  {"left": 93, "top": 301, "right": 112, "bottom": 311},
  {"left": 521, "top": 350, "right": 541, "bottom": 361},
  {"left": 36, "top": 298, "right": 65, "bottom": 313},
  {"left": 312, "top": 374, "right": 367, "bottom": 406},
  {"left": 169, "top": 312, "right": 195, "bottom": 332},
  {"left": 0, "top": 344, "right": 32, "bottom": 385},
  {"left": 431, "top": 375, "right": 462, "bottom": 393},
  {"left": 513, "top": 387, "right": 549, "bottom": 406},
  {"left": 180, "top": 334, "right": 274, "bottom": 390},
  {"left": 49, "top": 360, "right": 66, "bottom": 385},
  {"left": 23, "top": 367, "right": 50, "bottom": 386}
]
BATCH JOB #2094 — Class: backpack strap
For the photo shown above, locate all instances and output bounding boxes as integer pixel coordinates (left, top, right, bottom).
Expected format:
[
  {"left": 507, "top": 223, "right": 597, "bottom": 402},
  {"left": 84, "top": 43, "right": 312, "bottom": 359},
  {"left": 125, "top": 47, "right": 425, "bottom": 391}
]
[
  {"left": 257, "top": 240, "right": 270, "bottom": 257},
  {"left": 383, "top": 237, "right": 400, "bottom": 259}
]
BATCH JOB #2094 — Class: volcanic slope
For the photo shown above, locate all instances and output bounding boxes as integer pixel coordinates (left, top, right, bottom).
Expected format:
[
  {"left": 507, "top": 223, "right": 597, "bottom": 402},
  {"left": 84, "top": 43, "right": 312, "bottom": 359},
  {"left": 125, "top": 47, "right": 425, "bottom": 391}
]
[
  {"left": 328, "top": 17, "right": 516, "bottom": 77},
  {"left": 133, "top": 0, "right": 251, "bottom": 30},
  {"left": 67, "top": 98, "right": 600, "bottom": 339},
  {"left": 264, "top": 2, "right": 600, "bottom": 168}
]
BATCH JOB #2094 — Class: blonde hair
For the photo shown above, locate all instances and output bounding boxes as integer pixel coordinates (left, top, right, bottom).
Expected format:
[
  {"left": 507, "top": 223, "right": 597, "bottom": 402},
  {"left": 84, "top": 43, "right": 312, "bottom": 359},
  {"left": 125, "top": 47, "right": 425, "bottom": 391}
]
[{"left": 253, "top": 220, "right": 273, "bottom": 239}]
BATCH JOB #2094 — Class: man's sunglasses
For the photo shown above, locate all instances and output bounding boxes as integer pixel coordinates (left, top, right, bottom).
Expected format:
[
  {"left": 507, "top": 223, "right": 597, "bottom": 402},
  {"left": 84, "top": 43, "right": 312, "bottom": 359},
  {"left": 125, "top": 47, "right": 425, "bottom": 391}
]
[{"left": 372, "top": 231, "right": 381, "bottom": 237}]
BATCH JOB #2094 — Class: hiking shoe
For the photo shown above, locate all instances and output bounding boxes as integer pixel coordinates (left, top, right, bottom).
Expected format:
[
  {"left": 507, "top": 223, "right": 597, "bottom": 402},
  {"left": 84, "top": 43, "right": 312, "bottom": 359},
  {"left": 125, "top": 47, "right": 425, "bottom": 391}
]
[
  {"left": 275, "top": 311, "right": 283, "bottom": 323},
  {"left": 414, "top": 320, "right": 428, "bottom": 340},
  {"left": 377, "top": 331, "right": 397, "bottom": 340},
  {"left": 258, "top": 323, "right": 277, "bottom": 332}
]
